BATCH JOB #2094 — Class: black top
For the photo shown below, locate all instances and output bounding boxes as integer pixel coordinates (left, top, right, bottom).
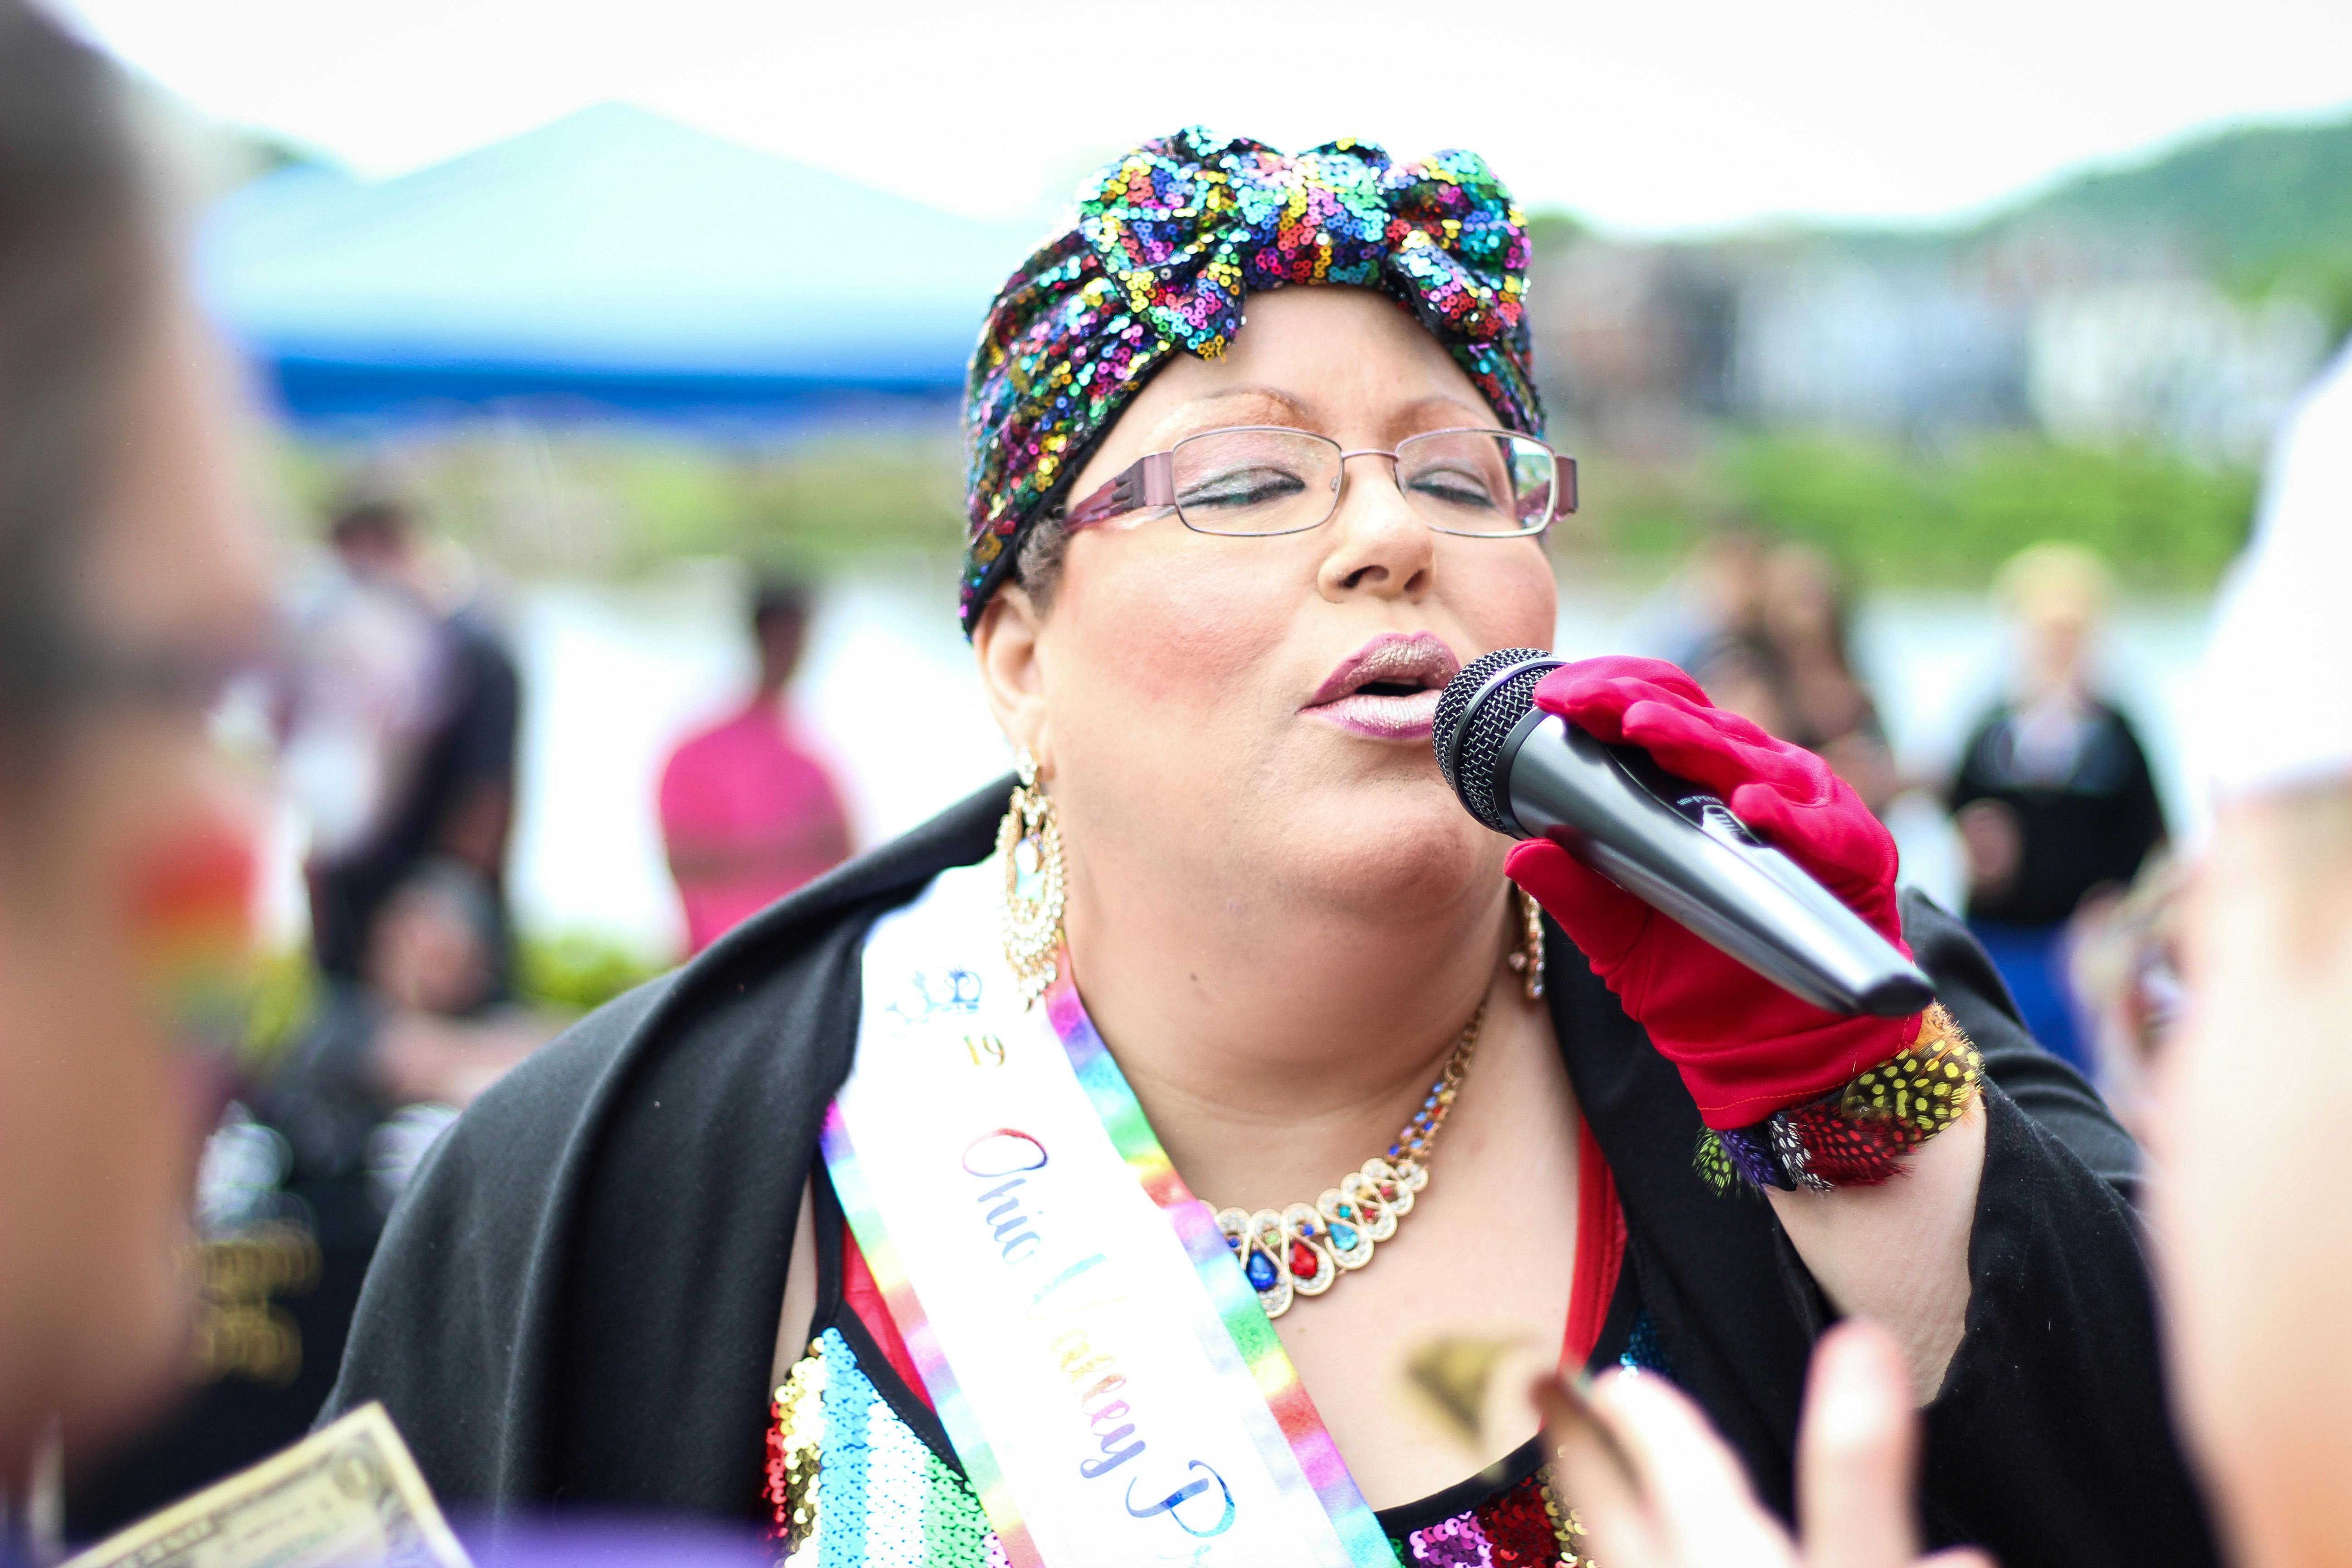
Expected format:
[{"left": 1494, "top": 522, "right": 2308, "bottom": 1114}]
[
  {"left": 1951, "top": 697, "right": 2167, "bottom": 927},
  {"left": 322, "top": 779, "right": 2216, "bottom": 1568},
  {"left": 308, "top": 605, "right": 521, "bottom": 984}
]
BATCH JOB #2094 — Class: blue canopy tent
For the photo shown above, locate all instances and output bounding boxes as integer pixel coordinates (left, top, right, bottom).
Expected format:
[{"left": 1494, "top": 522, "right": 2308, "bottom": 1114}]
[{"left": 198, "top": 105, "right": 1039, "bottom": 429}]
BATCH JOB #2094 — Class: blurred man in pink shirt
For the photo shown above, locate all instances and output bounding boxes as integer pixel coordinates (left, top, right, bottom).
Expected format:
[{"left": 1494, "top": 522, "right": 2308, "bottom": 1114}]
[{"left": 658, "top": 578, "right": 851, "bottom": 954}]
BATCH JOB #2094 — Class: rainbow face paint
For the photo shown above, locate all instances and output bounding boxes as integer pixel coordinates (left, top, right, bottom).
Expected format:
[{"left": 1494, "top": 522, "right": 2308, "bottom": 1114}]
[{"left": 127, "top": 808, "right": 263, "bottom": 1059}]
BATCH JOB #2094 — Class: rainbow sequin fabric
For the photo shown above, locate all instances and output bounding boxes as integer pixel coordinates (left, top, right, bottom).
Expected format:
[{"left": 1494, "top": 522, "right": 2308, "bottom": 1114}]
[
  {"left": 959, "top": 127, "right": 1542, "bottom": 633},
  {"left": 765, "top": 1327, "right": 1591, "bottom": 1565},
  {"left": 767, "top": 1329, "right": 1004, "bottom": 1567}
]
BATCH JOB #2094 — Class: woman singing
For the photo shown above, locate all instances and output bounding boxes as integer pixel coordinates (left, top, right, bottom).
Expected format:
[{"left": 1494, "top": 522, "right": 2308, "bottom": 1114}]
[{"left": 327, "top": 131, "right": 2213, "bottom": 1568}]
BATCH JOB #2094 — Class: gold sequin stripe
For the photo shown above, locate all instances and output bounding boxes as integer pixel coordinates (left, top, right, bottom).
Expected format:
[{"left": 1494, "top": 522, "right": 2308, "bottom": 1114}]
[
  {"left": 1695, "top": 1004, "right": 1982, "bottom": 1194},
  {"left": 1537, "top": 1460, "right": 1596, "bottom": 1567}
]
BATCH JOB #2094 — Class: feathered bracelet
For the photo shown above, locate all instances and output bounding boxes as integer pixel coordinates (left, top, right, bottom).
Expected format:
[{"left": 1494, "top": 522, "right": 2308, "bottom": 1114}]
[{"left": 1695, "top": 1003, "right": 1983, "bottom": 1195}]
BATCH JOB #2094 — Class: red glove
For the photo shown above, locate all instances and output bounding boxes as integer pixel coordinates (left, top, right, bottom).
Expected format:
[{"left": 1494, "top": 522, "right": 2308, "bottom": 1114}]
[{"left": 1504, "top": 656, "right": 1920, "bottom": 1130}]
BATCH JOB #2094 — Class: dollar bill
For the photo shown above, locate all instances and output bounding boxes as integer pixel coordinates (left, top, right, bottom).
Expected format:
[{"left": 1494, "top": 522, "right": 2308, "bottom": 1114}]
[{"left": 62, "top": 1402, "right": 472, "bottom": 1568}]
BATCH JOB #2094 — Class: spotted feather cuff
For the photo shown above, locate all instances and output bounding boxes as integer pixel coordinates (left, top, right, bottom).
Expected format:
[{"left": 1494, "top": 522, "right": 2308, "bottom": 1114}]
[{"left": 1693, "top": 1004, "right": 1981, "bottom": 1194}]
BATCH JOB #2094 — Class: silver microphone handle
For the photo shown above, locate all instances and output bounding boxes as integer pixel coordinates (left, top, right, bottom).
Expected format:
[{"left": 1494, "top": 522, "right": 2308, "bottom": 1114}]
[{"left": 1504, "top": 713, "right": 1934, "bottom": 1018}]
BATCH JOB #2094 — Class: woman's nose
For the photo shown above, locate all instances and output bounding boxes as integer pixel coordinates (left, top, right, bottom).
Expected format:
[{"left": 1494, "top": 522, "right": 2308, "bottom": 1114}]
[{"left": 1316, "top": 455, "right": 1434, "bottom": 602}]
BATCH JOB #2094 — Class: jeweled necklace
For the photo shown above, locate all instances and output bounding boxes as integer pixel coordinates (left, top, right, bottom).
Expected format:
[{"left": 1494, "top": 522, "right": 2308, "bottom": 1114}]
[{"left": 1212, "top": 1003, "right": 1485, "bottom": 1319}]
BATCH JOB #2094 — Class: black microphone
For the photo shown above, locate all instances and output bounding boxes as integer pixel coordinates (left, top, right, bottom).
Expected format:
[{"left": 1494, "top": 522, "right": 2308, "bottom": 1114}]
[{"left": 1435, "top": 649, "right": 1935, "bottom": 1018}]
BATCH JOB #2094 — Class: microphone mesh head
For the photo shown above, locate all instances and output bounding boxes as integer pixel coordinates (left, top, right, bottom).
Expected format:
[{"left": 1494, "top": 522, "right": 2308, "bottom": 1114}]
[{"left": 1434, "top": 647, "right": 1560, "bottom": 834}]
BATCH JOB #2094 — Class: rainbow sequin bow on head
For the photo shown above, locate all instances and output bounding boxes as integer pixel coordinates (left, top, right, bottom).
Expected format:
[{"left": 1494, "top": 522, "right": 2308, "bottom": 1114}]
[{"left": 958, "top": 126, "right": 1543, "bottom": 633}]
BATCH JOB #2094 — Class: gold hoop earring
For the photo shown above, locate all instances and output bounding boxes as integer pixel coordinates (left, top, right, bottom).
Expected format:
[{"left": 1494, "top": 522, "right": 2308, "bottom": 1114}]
[
  {"left": 999, "top": 745, "right": 1067, "bottom": 1009},
  {"left": 1508, "top": 886, "right": 1546, "bottom": 1001}
]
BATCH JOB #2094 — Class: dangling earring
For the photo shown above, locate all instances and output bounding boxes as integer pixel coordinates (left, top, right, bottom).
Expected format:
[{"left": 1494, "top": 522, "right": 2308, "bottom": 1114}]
[
  {"left": 1507, "top": 886, "right": 1546, "bottom": 1001},
  {"left": 999, "top": 745, "right": 1067, "bottom": 1009}
]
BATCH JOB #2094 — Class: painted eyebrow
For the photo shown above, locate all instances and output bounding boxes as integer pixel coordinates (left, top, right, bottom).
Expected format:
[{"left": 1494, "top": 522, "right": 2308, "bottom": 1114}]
[
  {"left": 1188, "top": 385, "right": 1315, "bottom": 419},
  {"left": 1390, "top": 393, "right": 1492, "bottom": 429}
]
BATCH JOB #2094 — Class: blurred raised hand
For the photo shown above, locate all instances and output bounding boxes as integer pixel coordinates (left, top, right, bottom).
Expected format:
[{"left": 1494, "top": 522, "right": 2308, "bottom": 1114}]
[{"left": 1539, "top": 1320, "right": 1995, "bottom": 1568}]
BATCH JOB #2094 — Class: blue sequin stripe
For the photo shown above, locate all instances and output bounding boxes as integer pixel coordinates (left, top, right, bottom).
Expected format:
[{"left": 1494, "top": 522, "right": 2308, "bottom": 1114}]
[{"left": 818, "top": 1328, "right": 874, "bottom": 1565}]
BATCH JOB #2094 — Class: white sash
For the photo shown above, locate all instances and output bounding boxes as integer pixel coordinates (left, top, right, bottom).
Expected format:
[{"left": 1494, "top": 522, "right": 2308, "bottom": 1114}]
[{"left": 822, "top": 856, "right": 1398, "bottom": 1567}]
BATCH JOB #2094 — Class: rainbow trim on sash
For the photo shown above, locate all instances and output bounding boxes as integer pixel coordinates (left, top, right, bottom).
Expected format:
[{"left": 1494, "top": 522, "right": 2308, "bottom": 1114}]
[
  {"left": 823, "top": 960, "right": 1396, "bottom": 1566},
  {"left": 822, "top": 1103, "right": 1043, "bottom": 1567},
  {"left": 1044, "top": 975, "right": 1393, "bottom": 1561}
]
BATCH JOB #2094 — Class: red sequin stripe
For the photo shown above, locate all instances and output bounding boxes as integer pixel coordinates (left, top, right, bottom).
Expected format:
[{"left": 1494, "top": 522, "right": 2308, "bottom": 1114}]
[{"left": 762, "top": 1394, "right": 792, "bottom": 1546}]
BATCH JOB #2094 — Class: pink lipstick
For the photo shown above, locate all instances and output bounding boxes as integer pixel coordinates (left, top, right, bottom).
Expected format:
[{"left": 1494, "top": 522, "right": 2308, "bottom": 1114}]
[{"left": 1303, "top": 632, "right": 1462, "bottom": 742}]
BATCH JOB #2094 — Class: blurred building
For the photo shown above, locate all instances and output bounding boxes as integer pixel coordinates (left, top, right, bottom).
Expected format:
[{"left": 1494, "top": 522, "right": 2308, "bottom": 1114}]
[
  {"left": 2027, "top": 280, "right": 2330, "bottom": 461},
  {"left": 1728, "top": 250, "right": 2029, "bottom": 435},
  {"left": 1531, "top": 241, "right": 1739, "bottom": 452},
  {"left": 1525, "top": 114, "right": 2348, "bottom": 464}
]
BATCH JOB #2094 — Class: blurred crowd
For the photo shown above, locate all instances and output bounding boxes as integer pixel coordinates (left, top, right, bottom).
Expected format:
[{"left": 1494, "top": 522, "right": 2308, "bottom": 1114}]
[
  {"left": 1667, "top": 529, "right": 2169, "bottom": 1090},
  {"left": 3, "top": 4, "right": 2348, "bottom": 1566}
]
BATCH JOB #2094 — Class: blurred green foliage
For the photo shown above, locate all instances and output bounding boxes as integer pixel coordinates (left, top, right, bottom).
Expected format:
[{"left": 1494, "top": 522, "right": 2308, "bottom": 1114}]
[
  {"left": 580, "top": 432, "right": 964, "bottom": 568},
  {"left": 1583, "top": 432, "right": 2260, "bottom": 588},
  {"left": 229, "top": 933, "right": 665, "bottom": 1074},
  {"left": 284, "top": 422, "right": 2256, "bottom": 591},
  {"left": 237, "top": 947, "right": 324, "bottom": 1072},
  {"left": 281, "top": 427, "right": 966, "bottom": 577},
  {"left": 2001, "top": 114, "right": 2352, "bottom": 335},
  {"left": 516, "top": 930, "right": 667, "bottom": 1013}
]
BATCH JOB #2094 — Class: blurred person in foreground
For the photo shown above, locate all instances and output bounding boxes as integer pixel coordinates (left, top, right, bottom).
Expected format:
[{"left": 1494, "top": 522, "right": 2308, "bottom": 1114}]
[
  {"left": 657, "top": 575, "right": 849, "bottom": 956},
  {"left": 2064, "top": 851, "right": 2185, "bottom": 1147},
  {"left": 2161, "top": 342, "right": 2352, "bottom": 1568},
  {"left": 1533, "top": 345, "right": 2352, "bottom": 1568},
  {"left": 327, "top": 131, "right": 2208, "bottom": 1568},
  {"left": 1950, "top": 544, "right": 2166, "bottom": 1073},
  {"left": 301, "top": 495, "right": 521, "bottom": 998},
  {"left": 0, "top": 0, "right": 270, "bottom": 1539}
]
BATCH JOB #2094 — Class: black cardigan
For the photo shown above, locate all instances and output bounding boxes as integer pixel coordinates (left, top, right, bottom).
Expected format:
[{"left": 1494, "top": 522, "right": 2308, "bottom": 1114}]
[{"left": 322, "top": 779, "right": 2216, "bottom": 1566}]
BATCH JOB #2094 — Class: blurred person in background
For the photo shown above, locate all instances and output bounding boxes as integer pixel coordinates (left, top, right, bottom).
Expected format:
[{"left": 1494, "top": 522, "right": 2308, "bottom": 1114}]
[
  {"left": 1759, "top": 544, "right": 1898, "bottom": 815},
  {"left": 302, "top": 495, "right": 521, "bottom": 998},
  {"left": 328, "top": 131, "right": 2210, "bottom": 1568},
  {"left": 265, "top": 856, "right": 556, "bottom": 1196},
  {"left": 1684, "top": 538, "right": 1899, "bottom": 816},
  {"left": 1947, "top": 543, "right": 2164, "bottom": 1081},
  {"left": 657, "top": 573, "right": 849, "bottom": 955},
  {"left": 0, "top": 0, "right": 270, "bottom": 1549},
  {"left": 1676, "top": 524, "right": 1787, "bottom": 730},
  {"left": 1950, "top": 543, "right": 2166, "bottom": 1073}
]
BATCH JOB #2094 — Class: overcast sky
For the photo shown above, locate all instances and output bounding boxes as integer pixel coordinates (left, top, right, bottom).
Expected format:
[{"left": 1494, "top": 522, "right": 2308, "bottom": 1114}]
[{"left": 49, "top": 0, "right": 2352, "bottom": 236}]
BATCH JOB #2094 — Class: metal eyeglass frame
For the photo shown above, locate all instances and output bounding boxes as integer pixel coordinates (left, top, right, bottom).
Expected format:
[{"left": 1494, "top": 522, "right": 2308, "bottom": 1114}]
[{"left": 1054, "top": 425, "right": 1579, "bottom": 538}]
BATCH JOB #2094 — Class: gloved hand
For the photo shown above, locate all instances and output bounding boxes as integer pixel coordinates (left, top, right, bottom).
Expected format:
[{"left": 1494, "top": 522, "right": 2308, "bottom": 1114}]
[{"left": 1504, "top": 657, "right": 1919, "bottom": 1130}]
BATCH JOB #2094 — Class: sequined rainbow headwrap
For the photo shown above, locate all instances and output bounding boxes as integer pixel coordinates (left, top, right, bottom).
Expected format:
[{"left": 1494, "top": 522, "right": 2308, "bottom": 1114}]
[{"left": 958, "top": 127, "right": 1542, "bottom": 634}]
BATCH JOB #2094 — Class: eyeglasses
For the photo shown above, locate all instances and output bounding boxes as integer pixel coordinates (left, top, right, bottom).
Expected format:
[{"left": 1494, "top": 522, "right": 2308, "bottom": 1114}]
[{"left": 1056, "top": 426, "right": 1578, "bottom": 539}]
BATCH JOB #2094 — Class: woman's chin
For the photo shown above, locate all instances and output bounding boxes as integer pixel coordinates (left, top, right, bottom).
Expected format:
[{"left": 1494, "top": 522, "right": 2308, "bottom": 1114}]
[{"left": 1264, "top": 778, "right": 1509, "bottom": 911}]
